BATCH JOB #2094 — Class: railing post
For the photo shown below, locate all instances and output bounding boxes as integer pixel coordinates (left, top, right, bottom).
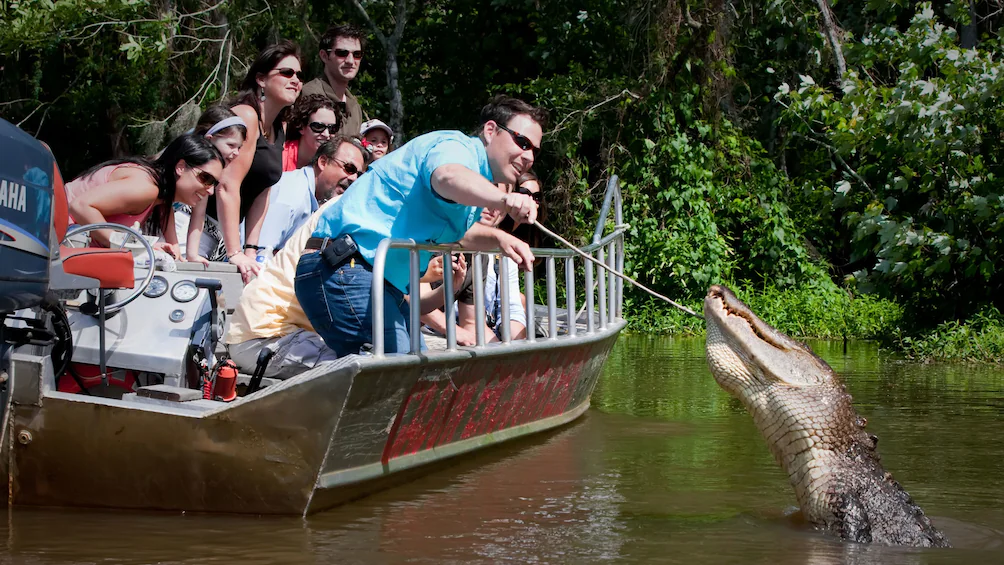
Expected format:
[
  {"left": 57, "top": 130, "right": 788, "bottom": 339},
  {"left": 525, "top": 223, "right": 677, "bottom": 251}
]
[
  {"left": 409, "top": 249, "right": 421, "bottom": 353},
  {"left": 597, "top": 247, "right": 607, "bottom": 329},
  {"left": 443, "top": 250, "right": 456, "bottom": 351},
  {"left": 616, "top": 237, "right": 624, "bottom": 319},
  {"left": 546, "top": 256, "right": 557, "bottom": 339},
  {"left": 473, "top": 253, "right": 485, "bottom": 347},
  {"left": 524, "top": 267, "right": 535, "bottom": 343},
  {"left": 592, "top": 175, "right": 620, "bottom": 244},
  {"left": 499, "top": 256, "right": 511, "bottom": 343},
  {"left": 608, "top": 242, "right": 616, "bottom": 322},
  {"left": 565, "top": 256, "right": 576, "bottom": 337},
  {"left": 371, "top": 239, "right": 393, "bottom": 357},
  {"left": 584, "top": 255, "right": 594, "bottom": 334}
]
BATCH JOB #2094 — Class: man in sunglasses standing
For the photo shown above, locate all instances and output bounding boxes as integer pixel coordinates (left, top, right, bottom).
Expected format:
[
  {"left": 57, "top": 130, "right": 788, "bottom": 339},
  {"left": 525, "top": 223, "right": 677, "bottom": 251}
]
[
  {"left": 294, "top": 95, "right": 546, "bottom": 358},
  {"left": 302, "top": 24, "right": 365, "bottom": 137}
]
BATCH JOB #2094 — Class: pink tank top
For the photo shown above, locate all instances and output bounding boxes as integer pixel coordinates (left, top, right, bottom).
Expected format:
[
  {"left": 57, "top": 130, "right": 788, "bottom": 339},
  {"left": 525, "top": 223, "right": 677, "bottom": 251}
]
[{"left": 65, "top": 164, "right": 157, "bottom": 228}]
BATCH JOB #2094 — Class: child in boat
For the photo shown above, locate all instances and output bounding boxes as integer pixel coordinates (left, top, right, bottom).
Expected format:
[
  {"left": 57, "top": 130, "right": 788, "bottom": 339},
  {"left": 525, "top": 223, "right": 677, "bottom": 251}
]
[
  {"left": 193, "top": 105, "right": 248, "bottom": 164},
  {"left": 360, "top": 119, "right": 393, "bottom": 160},
  {"left": 66, "top": 133, "right": 224, "bottom": 255}
]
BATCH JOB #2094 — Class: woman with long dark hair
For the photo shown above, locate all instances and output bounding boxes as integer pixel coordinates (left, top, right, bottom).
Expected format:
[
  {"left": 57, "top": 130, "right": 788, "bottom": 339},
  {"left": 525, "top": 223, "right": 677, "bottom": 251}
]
[
  {"left": 66, "top": 133, "right": 224, "bottom": 252},
  {"left": 186, "top": 40, "right": 303, "bottom": 280}
]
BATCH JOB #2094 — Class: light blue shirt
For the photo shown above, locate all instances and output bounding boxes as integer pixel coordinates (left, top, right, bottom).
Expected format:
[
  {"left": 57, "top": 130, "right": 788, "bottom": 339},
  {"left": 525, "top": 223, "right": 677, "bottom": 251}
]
[
  {"left": 312, "top": 131, "right": 490, "bottom": 293},
  {"left": 258, "top": 167, "right": 318, "bottom": 253}
]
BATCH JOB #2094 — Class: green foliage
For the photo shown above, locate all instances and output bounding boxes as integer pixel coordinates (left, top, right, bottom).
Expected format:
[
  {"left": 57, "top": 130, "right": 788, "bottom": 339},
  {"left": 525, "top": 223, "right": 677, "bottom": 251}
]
[
  {"left": 894, "top": 308, "right": 1004, "bottom": 364},
  {"left": 778, "top": 3, "right": 1004, "bottom": 316},
  {"left": 5, "top": 0, "right": 1004, "bottom": 362},
  {"left": 626, "top": 283, "right": 903, "bottom": 341}
]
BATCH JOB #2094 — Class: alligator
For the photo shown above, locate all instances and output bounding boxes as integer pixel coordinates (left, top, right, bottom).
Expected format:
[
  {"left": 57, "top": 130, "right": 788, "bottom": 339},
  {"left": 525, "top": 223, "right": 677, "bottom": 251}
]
[{"left": 703, "top": 285, "right": 950, "bottom": 548}]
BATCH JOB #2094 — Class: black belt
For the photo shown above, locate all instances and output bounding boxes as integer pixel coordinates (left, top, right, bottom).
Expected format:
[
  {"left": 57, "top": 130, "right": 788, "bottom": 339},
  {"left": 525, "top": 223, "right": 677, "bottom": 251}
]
[{"left": 305, "top": 237, "right": 326, "bottom": 251}]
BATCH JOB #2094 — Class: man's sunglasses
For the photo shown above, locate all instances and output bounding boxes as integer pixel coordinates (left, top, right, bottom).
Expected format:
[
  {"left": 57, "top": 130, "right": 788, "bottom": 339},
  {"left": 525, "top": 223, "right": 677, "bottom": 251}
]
[
  {"left": 329, "top": 49, "right": 364, "bottom": 59},
  {"left": 192, "top": 168, "right": 219, "bottom": 189},
  {"left": 496, "top": 123, "right": 540, "bottom": 156},
  {"left": 331, "top": 157, "right": 360, "bottom": 176},
  {"left": 514, "top": 185, "right": 542, "bottom": 203},
  {"left": 308, "top": 121, "right": 339, "bottom": 134},
  {"left": 274, "top": 67, "right": 305, "bottom": 81}
]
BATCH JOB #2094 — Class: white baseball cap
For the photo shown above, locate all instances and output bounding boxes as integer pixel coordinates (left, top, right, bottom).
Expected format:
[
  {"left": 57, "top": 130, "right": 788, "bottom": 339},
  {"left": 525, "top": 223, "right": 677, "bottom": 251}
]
[{"left": 360, "top": 119, "right": 393, "bottom": 138}]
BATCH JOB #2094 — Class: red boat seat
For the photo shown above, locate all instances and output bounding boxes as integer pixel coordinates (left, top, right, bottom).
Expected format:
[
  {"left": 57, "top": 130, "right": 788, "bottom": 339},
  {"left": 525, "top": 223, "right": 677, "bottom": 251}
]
[{"left": 60, "top": 247, "right": 135, "bottom": 289}]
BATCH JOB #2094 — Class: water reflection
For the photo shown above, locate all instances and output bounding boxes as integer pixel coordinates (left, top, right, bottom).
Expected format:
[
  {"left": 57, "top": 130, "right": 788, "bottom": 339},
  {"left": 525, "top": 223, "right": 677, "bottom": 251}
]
[{"left": 0, "top": 336, "right": 1002, "bottom": 563}]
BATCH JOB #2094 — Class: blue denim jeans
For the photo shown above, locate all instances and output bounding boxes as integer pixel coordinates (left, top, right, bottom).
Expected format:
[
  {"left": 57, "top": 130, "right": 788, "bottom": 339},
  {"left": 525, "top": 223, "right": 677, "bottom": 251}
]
[{"left": 294, "top": 251, "right": 418, "bottom": 357}]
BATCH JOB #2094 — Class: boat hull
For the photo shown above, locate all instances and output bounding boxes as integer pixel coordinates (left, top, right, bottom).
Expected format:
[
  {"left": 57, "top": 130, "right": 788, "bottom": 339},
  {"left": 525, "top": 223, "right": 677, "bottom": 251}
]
[{"left": 6, "top": 324, "right": 622, "bottom": 515}]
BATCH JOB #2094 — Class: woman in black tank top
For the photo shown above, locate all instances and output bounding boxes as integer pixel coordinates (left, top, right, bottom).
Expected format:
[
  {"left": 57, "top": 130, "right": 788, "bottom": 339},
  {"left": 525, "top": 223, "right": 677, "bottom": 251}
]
[{"left": 185, "top": 40, "right": 303, "bottom": 282}]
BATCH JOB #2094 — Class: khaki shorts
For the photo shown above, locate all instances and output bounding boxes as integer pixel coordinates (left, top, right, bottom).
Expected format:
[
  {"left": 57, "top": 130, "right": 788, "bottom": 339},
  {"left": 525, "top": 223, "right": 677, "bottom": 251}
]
[{"left": 229, "top": 329, "right": 338, "bottom": 380}]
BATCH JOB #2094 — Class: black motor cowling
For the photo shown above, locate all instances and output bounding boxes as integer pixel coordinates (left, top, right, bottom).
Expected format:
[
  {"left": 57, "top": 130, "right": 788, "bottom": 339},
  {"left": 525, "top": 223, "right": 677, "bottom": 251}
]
[{"left": 0, "top": 119, "right": 57, "bottom": 315}]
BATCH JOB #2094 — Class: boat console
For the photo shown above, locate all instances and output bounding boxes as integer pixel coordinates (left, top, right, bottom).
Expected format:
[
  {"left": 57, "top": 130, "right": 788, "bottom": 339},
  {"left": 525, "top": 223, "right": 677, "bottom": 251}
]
[{"left": 61, "top": 269, "right": 226, "bottom": 393}]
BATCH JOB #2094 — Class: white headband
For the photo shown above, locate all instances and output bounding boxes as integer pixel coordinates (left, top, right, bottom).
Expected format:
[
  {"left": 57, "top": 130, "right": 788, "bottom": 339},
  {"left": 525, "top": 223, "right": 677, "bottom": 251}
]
[{"left": 206, "top": 116, "right": 246, "bottom": 136}]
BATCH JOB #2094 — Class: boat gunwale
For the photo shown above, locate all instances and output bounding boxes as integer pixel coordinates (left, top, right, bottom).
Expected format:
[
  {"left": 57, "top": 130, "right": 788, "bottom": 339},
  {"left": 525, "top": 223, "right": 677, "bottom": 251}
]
[{"left": 32, "top": 319, "right": 627, "bottom": 418}]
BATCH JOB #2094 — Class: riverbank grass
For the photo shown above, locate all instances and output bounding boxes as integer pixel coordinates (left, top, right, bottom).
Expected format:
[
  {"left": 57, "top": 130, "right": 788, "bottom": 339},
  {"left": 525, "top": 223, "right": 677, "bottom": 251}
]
[
  {"left": 894, "top": 309, "right": 1004, "bottom": 364},
  {"left": 624, "top": 285, "right": 1004, "bottom": 364},
  {"left": 625, "top": 283, "right": 902, "bottom": 340}
]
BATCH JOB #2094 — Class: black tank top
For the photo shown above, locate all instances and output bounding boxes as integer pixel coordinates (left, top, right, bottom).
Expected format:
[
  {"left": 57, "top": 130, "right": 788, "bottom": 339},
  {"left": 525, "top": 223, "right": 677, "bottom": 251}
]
[{"left": 207, "top": 115, "right": 285, "bottom": 220}]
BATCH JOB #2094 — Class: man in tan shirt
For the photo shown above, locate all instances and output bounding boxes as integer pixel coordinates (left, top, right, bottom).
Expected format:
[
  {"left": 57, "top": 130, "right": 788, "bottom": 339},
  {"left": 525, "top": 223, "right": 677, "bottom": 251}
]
[
  {"left": 301, "top": 24, "right": 365, "bottom": 137},
  {"left": 225, "top": 197, "right": 343, "bottom": 378}
]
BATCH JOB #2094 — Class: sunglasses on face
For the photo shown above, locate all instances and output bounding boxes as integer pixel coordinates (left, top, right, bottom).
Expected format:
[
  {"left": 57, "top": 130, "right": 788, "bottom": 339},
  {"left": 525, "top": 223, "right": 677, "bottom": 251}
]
[
  {"left": 273, "top": 67, "right": 305, "bottom": 81},
  {"left": 496, "top": 123, "right": 540, "bottom": 157},
  {"left": 331, "top": 157, "right": 360, "bottom": 176},
  {"left": 329, "top": 49, "right": 364, "bottom": 59},
  {"left": 513, "top": 185, "right": 542, "bottom": 203},
  {"left": 308, "top": 121, "right": 339, "bottom": 135},
  {"left": 192, "top": 167, "right": 219, "bottom": 189}
]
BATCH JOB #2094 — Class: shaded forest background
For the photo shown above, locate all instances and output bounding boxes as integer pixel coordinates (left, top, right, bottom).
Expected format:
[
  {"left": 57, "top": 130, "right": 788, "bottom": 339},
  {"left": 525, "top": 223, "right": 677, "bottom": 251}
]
[{"left": 3, "top": 0, "right": 1004, "bottom": 344}]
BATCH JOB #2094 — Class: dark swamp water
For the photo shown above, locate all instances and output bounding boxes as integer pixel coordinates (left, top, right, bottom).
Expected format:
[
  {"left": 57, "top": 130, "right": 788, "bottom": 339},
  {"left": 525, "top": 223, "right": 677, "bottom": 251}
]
[{"left": 1, "top": 336, "right": 1002, "bottom": 564}]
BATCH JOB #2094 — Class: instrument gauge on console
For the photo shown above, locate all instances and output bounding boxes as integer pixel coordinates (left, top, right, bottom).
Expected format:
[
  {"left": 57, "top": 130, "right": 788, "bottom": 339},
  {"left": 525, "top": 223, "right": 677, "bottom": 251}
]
[
  {"left": 170, "top": 280, "right": 199, "bottom": 303},
  {"left": 143, "top": 275, "right": 168, "bottom": 298}
]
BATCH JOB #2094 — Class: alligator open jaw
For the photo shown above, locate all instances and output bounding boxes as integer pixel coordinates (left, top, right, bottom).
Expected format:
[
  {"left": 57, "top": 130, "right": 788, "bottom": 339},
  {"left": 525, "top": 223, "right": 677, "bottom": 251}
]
[{"left": 703, "top": 285, "right": 950, "bottom": 548}]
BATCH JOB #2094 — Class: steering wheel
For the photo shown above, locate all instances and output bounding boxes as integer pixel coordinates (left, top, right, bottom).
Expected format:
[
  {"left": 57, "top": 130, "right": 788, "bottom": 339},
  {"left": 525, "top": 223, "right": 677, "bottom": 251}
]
[{"left": 62, "top": 222, "right": 156, "bottom": 315}]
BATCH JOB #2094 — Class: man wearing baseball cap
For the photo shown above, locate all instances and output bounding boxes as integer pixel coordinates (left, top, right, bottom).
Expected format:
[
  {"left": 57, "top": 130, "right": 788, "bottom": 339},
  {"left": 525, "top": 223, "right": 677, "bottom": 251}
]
[{"left": 360, "top": 118, "right": 393, "bottom": 159}]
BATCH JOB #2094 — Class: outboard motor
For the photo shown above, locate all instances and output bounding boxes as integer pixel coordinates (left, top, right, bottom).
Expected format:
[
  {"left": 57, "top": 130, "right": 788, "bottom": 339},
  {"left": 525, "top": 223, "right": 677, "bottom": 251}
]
[{"left": 0, "top": 119, "right": 56, "bottom": 314}]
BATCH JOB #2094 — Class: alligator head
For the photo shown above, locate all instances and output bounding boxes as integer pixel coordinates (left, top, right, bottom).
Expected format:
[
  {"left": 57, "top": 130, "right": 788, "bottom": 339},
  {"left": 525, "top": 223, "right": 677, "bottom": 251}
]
[{"left": 703, "top": 285, "right": 949, "bottom": 548}]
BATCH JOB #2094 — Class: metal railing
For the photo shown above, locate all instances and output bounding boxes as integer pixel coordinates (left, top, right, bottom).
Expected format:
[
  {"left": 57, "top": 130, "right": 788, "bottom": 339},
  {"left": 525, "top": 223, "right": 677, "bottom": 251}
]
[{"left": 370, "top": 176, "right": 626, "bottom": 357}]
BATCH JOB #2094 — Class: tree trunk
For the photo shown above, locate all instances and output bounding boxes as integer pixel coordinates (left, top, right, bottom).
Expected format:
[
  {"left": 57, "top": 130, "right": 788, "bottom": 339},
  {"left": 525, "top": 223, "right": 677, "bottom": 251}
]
[
  {"left": 386, "top": 48, "right": 404, "bottom": 139},
  {"left": 349, "top": 0, "right": 417, "bottom": 141},
  {"left": 960, "top": 0, "right": 978, "bottom": 49},
  {"left": 815, "top": 0, "right": 846, "bottom": 77}
]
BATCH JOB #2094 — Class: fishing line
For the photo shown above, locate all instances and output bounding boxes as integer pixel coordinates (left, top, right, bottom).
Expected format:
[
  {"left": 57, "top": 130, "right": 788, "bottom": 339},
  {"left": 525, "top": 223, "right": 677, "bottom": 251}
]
[{"left": 533, "top": 221, "right": 704, "bottom": 320}]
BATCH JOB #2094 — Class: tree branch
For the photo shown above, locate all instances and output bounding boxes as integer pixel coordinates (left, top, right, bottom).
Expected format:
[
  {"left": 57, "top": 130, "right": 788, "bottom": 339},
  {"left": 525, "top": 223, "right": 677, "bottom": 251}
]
[
  {"left": 348, "top": 0, "right": 389, "bottom": 48},
  {"left": 546, "top": 89, "right": 642, "bottom": 137},
  {"left": 790, "top": 132, "right": 874, "bottom": 198},
  {"left": 815, "top": 0, "right": 847, "bottom": 77}
]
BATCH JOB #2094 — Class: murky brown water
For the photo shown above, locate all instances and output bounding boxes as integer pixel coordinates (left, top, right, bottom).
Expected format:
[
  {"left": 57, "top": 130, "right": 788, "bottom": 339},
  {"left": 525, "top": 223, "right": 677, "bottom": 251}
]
[{"left": 1, "top": 336, "right": 1002, "bottom": 563}]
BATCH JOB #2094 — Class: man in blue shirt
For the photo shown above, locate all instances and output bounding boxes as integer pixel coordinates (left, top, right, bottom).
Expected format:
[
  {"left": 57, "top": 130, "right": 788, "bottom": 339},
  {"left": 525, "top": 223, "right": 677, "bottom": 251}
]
[
  {"left": 255, "top": 136, "right": 367, "bottom": 258},
  {"left": 294, "top": 95, "right": 545, "bottom": 357}
]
